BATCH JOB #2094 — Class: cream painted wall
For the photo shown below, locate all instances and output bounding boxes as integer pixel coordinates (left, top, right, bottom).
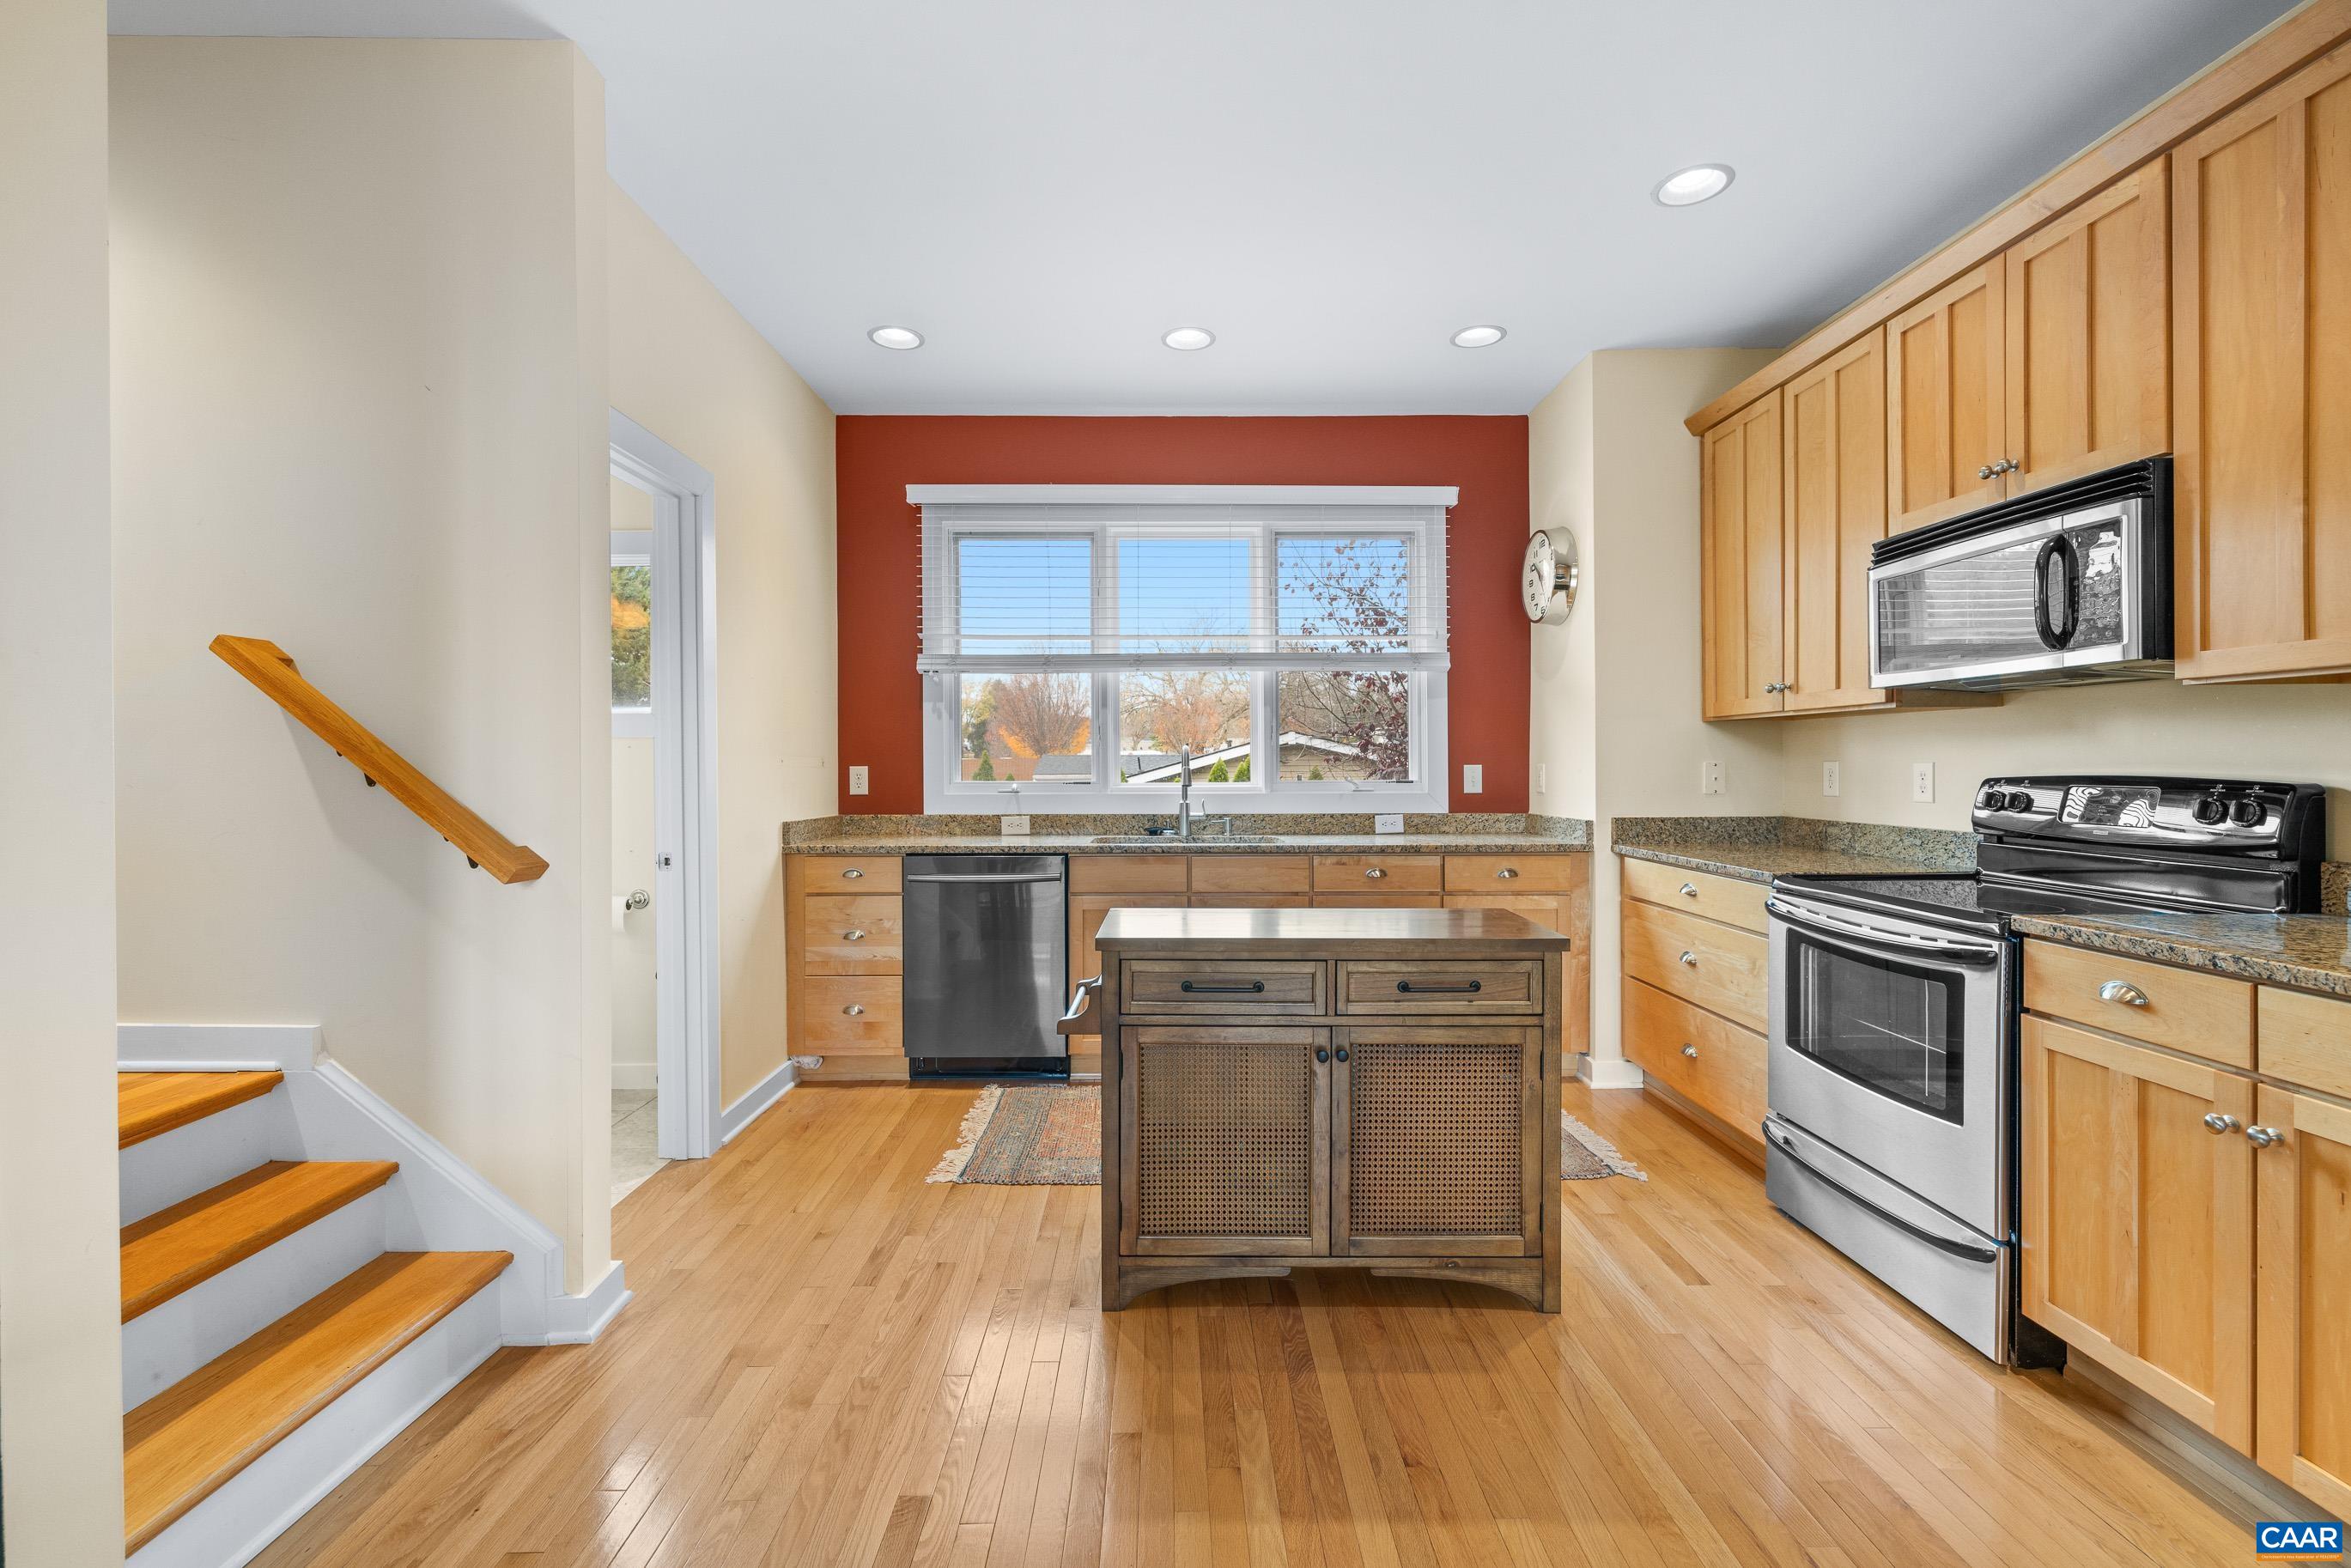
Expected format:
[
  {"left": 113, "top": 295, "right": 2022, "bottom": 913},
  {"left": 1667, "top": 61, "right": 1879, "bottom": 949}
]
[
  {"left": 611, "top": 735, "right": 658, "bottom": 1080},
  {"left": 1776, "top": 682, "right": 2351, "bottom": 859},
  {"left": 1, "top": 2, "right": 125, "bottom": 1559},
  {"left": 1528, "top": 349, "right": 1777, "bottom": 1070},
  {"left": 111, "top": 38, "right": 615, "bottom": 1292},
  {"left": 605, "top": 181, "right": 838, "bottom": 1106}
]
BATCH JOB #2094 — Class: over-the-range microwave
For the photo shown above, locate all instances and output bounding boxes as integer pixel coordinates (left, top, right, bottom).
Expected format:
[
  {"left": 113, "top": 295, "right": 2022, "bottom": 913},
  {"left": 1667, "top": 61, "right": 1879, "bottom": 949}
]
[{"left": 1868, "top": 458, "right": 2171, "bottom": 691}]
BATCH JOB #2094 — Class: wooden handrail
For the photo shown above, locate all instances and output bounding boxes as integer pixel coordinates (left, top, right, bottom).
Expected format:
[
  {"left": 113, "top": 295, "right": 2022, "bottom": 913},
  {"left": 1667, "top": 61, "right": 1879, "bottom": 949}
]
[{"left": 210, "top": 635, "right": 549, "bottom": 884}]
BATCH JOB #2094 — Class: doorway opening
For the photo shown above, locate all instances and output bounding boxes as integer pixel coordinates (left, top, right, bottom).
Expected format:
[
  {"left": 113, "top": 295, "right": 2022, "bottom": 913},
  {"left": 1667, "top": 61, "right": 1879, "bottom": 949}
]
[{"left": 609, "top": 411, "right": 720, "bottom": 1199}]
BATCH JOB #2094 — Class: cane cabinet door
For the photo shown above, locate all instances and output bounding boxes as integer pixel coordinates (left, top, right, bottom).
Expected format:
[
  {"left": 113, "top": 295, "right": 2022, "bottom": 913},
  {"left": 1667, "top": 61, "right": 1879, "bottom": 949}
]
[
  {"left": 1330, "top": 1026, "right": 1542, "bottom": 1257},
  {"left": 1120, "top": 1027, "right": 1329, "bottom": 1256}
]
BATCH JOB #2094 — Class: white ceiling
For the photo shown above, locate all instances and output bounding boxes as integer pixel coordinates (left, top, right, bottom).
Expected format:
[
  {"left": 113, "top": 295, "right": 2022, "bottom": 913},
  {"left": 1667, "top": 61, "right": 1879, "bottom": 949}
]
[{"left": 111, "top": 0, "right": 2298, "bottom": 416}]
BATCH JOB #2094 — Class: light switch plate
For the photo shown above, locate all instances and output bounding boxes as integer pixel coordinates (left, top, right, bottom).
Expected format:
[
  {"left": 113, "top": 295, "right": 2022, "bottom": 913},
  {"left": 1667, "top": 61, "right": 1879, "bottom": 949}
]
[
  {"left": 1911, "top": 761, "right": 1935, "bottom": 803},
  {"left": 999, "top": 814, "right": 1031, "bottom": 836},
  {"left": 847, "top": 764, "right": 869, "bottom": 796},
  {"left": 1461, "top": 763, "right": 1484, "bottom": 794},
  {"left": 1701, "top": 760, "right": 1726, "bottom": 796},
  {"left": 1823, "top": 762, "right": 1841, "bottom": 798},
  {"left": 1374, "top": 813, "right": 1405, "bottom": 835}
]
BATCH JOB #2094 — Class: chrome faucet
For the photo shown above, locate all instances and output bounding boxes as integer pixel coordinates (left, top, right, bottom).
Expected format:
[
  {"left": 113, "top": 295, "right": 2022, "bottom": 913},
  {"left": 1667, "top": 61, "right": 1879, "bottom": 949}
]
[{"left": 1176, "top": 744, "right": 1194, "bottom": 839}]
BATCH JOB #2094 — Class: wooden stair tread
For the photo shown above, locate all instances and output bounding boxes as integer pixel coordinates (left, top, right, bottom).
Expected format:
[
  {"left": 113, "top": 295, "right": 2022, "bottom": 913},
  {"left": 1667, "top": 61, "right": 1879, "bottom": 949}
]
[
  {"left": 124, "top": 1250, "right": 511, "bottom": 1552},
  {"left": 121, "top": 1160, "right": 399, "bottom": 1322},
  {"left": 118, "top": 1071, "right": 284, "bottom": 1148}
]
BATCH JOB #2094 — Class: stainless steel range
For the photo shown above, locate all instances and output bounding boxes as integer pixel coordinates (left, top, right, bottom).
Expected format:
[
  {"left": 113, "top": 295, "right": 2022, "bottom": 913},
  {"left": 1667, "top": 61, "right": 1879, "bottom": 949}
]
[{"left": 1764, "top": 776, "right": 2326, "bottom": 1362}]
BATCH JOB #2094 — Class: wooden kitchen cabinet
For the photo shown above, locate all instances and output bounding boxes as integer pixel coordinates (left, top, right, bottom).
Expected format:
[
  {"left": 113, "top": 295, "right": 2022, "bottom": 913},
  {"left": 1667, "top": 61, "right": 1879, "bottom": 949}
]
[
  {"left": 2172, "top": 44, "right": 2351, "bottom": 682},
  {"left": 1700, "top": 391, "right": 1786, "bottom": 718},
  {"left": 1886, "top": 260, "right": 2007, "bottom": 533},
  {"left": 2003, "top": 160, "right": 2171, "bottom": 493},
  {"left": 2020, "top": 1013, "right": 2255, "bottom": 1448},
  {"left": 786, "top": 855, "right": 909, "bottom": 1080},
  {"left": 1781, "top": 330, "right": 1889, "bottom": 712},
  {"left": 2254, "top": 1084, "right": 2351, "bottom": 1514},
  {"left": 1331, "top": 1025, "right": 1544, "bottom": 1257},
  {"left": 1120, "top": 1024, "right": 1330, "bottom": 1257}
]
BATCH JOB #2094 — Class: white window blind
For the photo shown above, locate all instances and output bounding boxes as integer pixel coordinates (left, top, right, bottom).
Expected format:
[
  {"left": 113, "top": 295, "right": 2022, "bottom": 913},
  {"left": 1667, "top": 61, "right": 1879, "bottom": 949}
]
[{"left": 910, "top": 486, "right": 1455, "bottom": 674}]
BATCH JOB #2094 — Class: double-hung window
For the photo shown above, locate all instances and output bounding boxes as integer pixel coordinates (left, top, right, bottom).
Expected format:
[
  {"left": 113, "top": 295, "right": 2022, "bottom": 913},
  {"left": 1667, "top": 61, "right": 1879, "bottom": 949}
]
[{"left": 913, "top": 484, "right": 1455, "bottom": 814}]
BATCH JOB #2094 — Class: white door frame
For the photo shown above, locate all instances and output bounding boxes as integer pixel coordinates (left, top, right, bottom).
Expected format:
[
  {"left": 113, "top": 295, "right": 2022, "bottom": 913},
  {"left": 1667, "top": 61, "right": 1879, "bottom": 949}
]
[{"left": 610, "top": 410, "right": 721, "bottom": 1161}]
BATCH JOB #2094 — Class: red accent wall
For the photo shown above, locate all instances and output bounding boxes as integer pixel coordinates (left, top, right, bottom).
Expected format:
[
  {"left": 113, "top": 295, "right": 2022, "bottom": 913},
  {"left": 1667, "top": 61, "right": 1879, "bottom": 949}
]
[{"left": 835, "top": 416, "right": 1532, "bottom": 814}]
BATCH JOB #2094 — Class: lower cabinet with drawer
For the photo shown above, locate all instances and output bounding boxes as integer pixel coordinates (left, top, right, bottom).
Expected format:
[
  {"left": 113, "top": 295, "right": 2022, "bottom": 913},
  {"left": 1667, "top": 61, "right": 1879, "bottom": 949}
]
[
  {"left": 2021, "top": 939, "right": 2351, "bottom": 1512},
  {"left": 1099, "top": 909, "right": 1569, "bottom": 1312},
  {"left": 1616, "top": 861, "right": 1771, "bottom": 1157},
  {"left": 786, "top": 854, "right": 909, "bottom": 1080}
]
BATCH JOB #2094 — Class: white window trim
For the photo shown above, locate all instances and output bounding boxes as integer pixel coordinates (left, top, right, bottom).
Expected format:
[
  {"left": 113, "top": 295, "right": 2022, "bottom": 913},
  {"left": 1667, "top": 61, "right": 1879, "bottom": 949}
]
[{"left": 914, "top": 483, "right": 1454, "bottom": 817}]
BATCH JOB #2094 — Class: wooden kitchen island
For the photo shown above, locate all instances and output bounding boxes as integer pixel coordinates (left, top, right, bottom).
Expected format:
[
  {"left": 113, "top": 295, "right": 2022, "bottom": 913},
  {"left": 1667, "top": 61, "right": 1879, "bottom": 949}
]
[{"left": 1075, "top": 905, "right": 1571, "bottom": 1311}]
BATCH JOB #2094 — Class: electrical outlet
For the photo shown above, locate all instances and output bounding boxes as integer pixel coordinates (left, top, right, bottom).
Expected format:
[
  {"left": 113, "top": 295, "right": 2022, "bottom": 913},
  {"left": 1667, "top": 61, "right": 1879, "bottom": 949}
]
[
  {"left": 1701, "top": 760, "right": 1726, "bottom": 796},
  {"left": 1374, "top": 813, "right": 1405, "bottom": 835},
  {"left": 1911, "top": 761, "right": 1935, "bottom": 803},
  {"left": 847, "top": 764, "right": 869, "bottom": 796},
  {"left": 1462, "top": 763, "right": 1484, "bottom": 794},
  {"left": 1823, "top": 761, "right": 1841, "bottom": 798},
  {"left": 1534, "top": 762, "right": 1548, "bottom": 795},
  {"left": 999, "top": 814, "right": 1031, "bottom": 836}
]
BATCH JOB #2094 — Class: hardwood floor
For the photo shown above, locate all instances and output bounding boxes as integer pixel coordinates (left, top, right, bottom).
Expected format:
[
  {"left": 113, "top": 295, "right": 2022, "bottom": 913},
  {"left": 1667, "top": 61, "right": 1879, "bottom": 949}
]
[{"left": 252, "top": 1082, "right": 2261, "bottom": 1567}]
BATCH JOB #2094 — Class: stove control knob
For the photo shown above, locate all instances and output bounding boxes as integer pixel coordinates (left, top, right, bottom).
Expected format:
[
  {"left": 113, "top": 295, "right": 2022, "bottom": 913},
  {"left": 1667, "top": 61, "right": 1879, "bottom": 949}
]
[
  {"left": 2002, "top": 790, "right": 2036, "bottom": 812},
  {"left": 2230, "top": 797, "right": 2266, "bottom": 828},
  {"left": 1977, "top": 786, "right": 2005, "bottom": 810},
  {"left": 2192, "top": 795, "right": 2229, "bottom": 826}
]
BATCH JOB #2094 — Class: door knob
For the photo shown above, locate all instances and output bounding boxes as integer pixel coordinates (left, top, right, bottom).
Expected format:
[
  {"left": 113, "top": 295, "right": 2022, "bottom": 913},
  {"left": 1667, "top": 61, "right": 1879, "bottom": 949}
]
[
  {"left": 2203, "top": 1113, "right": 2241, "bottom": 1134},
  {"left": 2246, "top": 1126, "right": 2286, "bottom": 1149},
  {"left": 1681, "top": 1042, "right": 1698, "bottom": 1058}
]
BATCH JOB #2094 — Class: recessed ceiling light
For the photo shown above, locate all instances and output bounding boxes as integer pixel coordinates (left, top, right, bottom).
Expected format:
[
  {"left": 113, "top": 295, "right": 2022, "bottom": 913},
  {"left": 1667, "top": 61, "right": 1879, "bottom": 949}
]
[
  {"left": 1653, "top": 164, "right": 1734, "bottom": 207},
  {"left": 1162, "top": 326, "right": 1215, "bottom": 351},
  {"left": 1451, "top": 325, "right": 1507, "bottom": 349},
  {"left": 867, "top": 325, "right": 922, "bottom": 349}
]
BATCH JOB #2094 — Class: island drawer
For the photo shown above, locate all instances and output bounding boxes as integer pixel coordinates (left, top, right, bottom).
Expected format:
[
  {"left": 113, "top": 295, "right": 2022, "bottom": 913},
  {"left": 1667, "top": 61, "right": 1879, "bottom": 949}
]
[
  {"left": 1121, "top": 958, "right": 1327, "bottom": 1013},
  {"left": 1619, "top": 858, "right": 1768, "bottom": 934},
  {"left": 2022, "top": 940, "right": 2253, "bottom": 1069},
  {"left": 1336, "top": 959, "right": 1542, "bottom": 1015}
]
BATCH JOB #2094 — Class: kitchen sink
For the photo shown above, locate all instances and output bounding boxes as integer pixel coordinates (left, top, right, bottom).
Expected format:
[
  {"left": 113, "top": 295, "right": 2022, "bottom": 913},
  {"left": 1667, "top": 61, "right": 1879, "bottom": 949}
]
[{"left": 1087, "top": 833, "right": 1284, "bottom": 845}]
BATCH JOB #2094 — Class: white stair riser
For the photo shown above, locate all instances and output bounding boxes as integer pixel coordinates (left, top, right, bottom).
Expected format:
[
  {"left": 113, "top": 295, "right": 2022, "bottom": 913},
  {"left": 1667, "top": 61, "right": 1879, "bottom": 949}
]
[
  {"left": 126, "top": 1285, "right": 502, "bottom": 1568},
  {"left": 120, "top": 1091, "right": 295, "bottom": 1225},
  {"left": 122, "top": 1190, "right": 388, "bottom": 1413}
]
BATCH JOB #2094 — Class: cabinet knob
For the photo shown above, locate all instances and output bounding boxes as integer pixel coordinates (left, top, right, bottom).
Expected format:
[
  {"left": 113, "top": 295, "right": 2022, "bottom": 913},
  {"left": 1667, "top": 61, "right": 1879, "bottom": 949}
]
[
  {"left": 2203, "top": 1113, "right": 2242, "bottom": 1135},
  {"left": 2098, "top": 980, "right": 2149, "bottom": 1008},
  {"left": 1978, "top": 464, "right": 1995, "bottom": 480},
  {"left": 1679, "top": 883, "right": 1698, "bottom": 897},
  {"left": 842, "top": 1004, "right": 866, "bottom": 1017},
  {"left": 1681, "top": 1042, "right": 1698, "bottom": 1058},
  {"left": 2247, "top": 1126, "right": 2286, "bottom": 1149},
  {"left": 1496, "top": 866, "right": 1518, "bottom": 879},
  {"left": 1678, "top": 951, "right": 1698, "bottom": 967},
  {"left": 1315, "top": 1047, "right": 1330, "bottom": 1063},
  {"left": 842, "top": 867, "right": 865, "bottom": 880},
  {"left": 1335, "top": 1047, "right": 1350, "bottom": 1063},
  {"left": 843, "top": 928, "right": 866, "bottom": 941},
  {"left": 1364, "top": 866, "right": 1386, "bottom": 879}
]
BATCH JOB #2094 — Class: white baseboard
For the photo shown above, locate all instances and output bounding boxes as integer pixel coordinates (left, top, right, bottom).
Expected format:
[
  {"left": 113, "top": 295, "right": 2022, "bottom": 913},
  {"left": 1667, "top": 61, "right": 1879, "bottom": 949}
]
[
  {"left": 526, "top": 1258, "right": 634, "bottom": 1346},
  {"left": 610, "top": 1061, "right": 656, "bottom": 1092},
  {"left": 720, "top": 1060, "right": 795, "bottom": 1146},
  {"left": 1577, "top": 1053, "right": 1646, "bottom": 1091}
]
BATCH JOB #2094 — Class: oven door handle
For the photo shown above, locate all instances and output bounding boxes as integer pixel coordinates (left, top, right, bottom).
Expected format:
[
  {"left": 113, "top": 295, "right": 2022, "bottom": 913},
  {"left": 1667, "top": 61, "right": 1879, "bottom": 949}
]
[
  {"left": 1766, "top": 1125, "right": 2002, "bottom": 1263},
  {"left": 1765, "top": 896, "right": 2003, "bottom": 967}
]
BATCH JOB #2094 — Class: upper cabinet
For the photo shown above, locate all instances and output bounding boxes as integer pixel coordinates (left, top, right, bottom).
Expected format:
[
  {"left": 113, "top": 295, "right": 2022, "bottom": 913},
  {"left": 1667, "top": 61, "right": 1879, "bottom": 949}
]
[
  {"left": 1886, "top": 261, "right": 2008, "bottom": 534},
  {"left": 1699, "top": 392, "right": 1785, "bottom": 718},
  {"left": 2005, "top": 160, "right": 2171, "bottom": 493},
  {"left": 1782, "top": 331, "right": 1888, "bottom": 712},
  {"left": 2173, "top": 46, "right": 2351, "bottom": 683}
]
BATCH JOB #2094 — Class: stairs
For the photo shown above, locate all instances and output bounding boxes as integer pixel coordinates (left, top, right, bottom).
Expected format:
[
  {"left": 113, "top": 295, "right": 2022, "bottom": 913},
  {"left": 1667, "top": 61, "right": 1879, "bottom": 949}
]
[{"left": 117, "top": 1071, "right": 510, "bottom": 1564}]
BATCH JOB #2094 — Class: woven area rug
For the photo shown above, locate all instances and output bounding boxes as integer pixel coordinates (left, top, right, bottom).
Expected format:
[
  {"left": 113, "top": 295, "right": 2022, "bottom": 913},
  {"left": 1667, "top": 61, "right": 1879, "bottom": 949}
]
[{"left": 928, "top": 1086, "right": 1646, "bottom": 1185}]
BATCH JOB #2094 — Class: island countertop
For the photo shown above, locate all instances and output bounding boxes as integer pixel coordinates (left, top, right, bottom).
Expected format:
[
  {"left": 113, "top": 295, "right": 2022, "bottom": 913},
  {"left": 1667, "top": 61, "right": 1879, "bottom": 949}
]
[{"left": 1094, "top": 904, "right": 1571, "bottom": 954}]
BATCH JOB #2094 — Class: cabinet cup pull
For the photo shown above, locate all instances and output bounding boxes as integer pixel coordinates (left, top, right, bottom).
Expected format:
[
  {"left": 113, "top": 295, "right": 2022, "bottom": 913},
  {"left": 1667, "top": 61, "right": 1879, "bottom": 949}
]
[
  {"left": 1180, "top": 979, "right": 1266, "bottom": 994},
  {"left": 842, "top": 1004, "right": 866, "bottom": 1017},
  {"left": 842, "top": 867, "right": 866, "bottom": 879},
  {"left": 1396, "top": 979, "right": 1482, "bottom": 994},
  {"left": 1496, "top": 866, "right": 1519, "bottom": 879},
  {"left": 1680, "top": 1042, "right": 1698, "bottom": 1058},
  {"left": 1678, "top": 951, "right": 1698, "bottom": 967},
  {"left": 1315, "top": 1047, "right": 1330, "bottom": 1063},
  {"left": 2203, "top": 1113, "right": 2242, "bottom": 1135},
  {"left": 2246, "top": 1126, "right": 2286, "bottom": 1149},
  {"left": 842, "top": 928, "right": 866, "bottom": 941},
  {"left": 1364, "top": 866, "right": 1387, "bottom": 879},
  {"left": 2097, "top": 980, "right": 2148, "bottom": 1007},
  {"left": 1679, "top": 883, "right": 1698, "bottom": 897}
]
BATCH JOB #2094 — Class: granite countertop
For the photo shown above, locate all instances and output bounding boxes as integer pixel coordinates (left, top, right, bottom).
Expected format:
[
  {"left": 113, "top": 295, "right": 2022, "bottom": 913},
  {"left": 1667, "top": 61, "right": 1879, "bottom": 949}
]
[
  {"left": 2010, "top": 909, "right": 2351, "bottom": 1000},
  {"left": 787, "top": 830, "right": 1591, "bottom": 857},
  {"left": 1611, "top": 839, "right": 1970, "bottom": 884}
]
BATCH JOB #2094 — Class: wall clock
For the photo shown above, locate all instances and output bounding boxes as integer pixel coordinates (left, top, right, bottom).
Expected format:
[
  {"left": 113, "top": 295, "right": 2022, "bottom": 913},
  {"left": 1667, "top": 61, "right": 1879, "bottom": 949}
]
[{"left": 1521, "top": 528, "right": 1578, "bottom": 624}]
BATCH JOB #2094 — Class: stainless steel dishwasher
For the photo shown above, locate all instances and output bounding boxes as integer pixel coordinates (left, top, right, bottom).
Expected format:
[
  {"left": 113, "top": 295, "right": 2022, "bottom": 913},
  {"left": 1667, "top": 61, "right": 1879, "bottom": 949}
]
[{"left": 902, "top": 854, "right": 1069, "bottom": 1078}]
